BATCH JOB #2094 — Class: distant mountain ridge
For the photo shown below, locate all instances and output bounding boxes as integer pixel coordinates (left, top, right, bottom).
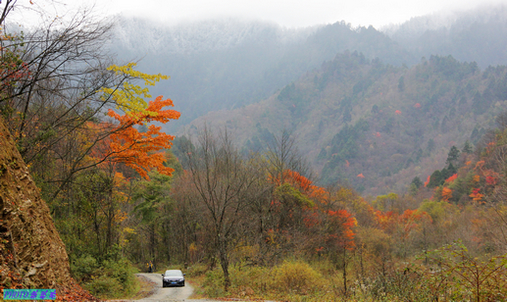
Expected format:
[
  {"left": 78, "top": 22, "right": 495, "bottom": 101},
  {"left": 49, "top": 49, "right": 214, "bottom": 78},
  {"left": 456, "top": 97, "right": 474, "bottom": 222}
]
[
  {"left": 182, "top": 53, "right": 507, "bottom": 195},
  {"left": 109, "top": 6, "right": 507, "bottom": 194},
  {"left": 110, "top": 17, "right": 412, "bottom": 130},
  {"left": 113, "top": 17, "right": 316, "bottom": 55},
  {"left": 110, "top": 5, "right": 507, "bottom": 133},
  {"left": 384, "top": 4, "right": 507, "bottom": 68}
]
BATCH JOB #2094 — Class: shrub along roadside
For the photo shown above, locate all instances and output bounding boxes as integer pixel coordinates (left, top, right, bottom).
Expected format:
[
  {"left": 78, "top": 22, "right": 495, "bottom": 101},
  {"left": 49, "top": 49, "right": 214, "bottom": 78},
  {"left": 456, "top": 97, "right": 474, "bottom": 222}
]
[
  {"left": 188, "top": 248, "right": 507, "bottom": 302},
  {"left": 190, "top": 260, "right": 338, "bottom": 301},
  {"left": 70, "top": 255, "right": 139, "bottom": 299}
]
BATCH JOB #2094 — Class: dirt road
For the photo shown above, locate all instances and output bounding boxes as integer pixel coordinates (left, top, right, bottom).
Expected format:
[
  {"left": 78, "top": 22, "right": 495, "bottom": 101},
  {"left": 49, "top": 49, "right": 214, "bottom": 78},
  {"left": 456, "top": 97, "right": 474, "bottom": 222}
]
[
  {"left": 119, "top": 273, "right": 263, "bottom": 302},
  {"left": 136, "top": 273, "right": 195, "bottom": 301}
]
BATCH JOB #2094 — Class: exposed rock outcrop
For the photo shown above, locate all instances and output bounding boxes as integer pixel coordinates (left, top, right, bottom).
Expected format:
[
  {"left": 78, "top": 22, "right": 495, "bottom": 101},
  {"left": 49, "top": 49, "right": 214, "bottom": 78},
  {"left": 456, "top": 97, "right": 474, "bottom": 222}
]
[{"left": 0, "top": 117, "right": 72, "bottom": 290}]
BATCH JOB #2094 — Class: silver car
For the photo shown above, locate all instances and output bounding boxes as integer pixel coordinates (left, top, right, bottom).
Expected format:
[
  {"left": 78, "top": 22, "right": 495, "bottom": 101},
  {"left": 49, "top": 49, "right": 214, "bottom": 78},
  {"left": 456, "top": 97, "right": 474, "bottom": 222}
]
[{"left": 162, "top": 269, "right": 185, "bottom": 287}]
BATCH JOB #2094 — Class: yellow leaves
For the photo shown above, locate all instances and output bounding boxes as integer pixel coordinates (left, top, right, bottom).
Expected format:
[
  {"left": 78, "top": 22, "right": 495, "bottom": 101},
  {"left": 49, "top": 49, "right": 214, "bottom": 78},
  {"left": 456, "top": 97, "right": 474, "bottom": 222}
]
[
  {"left": 473, "top": 175, "right": 481, "bottom": 183},
  {"left": 100, "top": 63, "right": 170, "bottom": 117},
  {"left": 189, "top": 242, "right": 198, "bottom": 253},
  {"left": 441, "top": 187, "right": 452, "bottom": 202},
  {"left": 123, "top": 227, "right": 136, "bottom": 235},
  {"left": 115, "top": 209, "right": 128, "bottom": 223},
  {"left": 107, "top": 63, "right": 168, "bottom": 86},
  {"left": 265, "top": 229, "right": 278, "bottom": 246}
]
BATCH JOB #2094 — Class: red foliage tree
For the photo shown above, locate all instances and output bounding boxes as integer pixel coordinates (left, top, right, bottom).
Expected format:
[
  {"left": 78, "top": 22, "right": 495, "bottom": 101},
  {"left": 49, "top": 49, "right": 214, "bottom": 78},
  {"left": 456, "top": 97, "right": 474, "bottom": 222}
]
[{"left": 92, "top": 96, "right": 180, "bottom": 179}]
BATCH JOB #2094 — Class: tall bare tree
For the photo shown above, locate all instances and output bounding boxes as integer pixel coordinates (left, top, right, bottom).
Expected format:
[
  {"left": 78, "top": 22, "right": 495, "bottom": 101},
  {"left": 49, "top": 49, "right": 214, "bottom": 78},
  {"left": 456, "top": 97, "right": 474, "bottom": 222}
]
[
  {"left": 266, "top": 130, "right": 313, "bottom": 183},
  {"left": 182, "top": 126, "right": 262, "bottom": 290}
]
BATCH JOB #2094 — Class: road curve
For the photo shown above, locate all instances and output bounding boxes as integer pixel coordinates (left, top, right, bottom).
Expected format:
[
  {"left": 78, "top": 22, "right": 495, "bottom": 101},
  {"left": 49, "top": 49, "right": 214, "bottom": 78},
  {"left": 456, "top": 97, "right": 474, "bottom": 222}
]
[{"left": 136, "top": 273, "right": 194, "bottom": 301}]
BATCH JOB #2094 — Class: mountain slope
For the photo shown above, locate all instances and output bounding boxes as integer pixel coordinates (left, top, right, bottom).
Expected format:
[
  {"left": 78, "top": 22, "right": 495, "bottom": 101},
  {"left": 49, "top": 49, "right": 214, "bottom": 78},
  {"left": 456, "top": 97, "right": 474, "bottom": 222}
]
[
  {"left": 110, "top": 18, "right": 413, "bottom": 131},
  {"left": 181, "top": 53, "right": 507, "bottom": 195}
]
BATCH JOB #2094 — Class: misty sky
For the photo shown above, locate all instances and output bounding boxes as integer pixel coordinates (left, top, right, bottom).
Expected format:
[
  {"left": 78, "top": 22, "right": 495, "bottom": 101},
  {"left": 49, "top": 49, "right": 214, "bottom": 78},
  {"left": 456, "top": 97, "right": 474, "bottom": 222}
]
[
  {"left": 94, "top": 0, "right": 504, "bottom": 28},
  {"left": 8, "top": 0, "right": 506, "bottom": 29}
]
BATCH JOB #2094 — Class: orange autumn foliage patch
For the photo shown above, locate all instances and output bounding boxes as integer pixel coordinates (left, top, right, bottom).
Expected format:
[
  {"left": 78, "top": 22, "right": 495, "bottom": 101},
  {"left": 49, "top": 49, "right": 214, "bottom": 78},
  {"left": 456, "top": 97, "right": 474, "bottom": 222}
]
[
  {"left": 470, "top": 188, "right": 484, "bottom": 202},
  {"left": 398, "top": 209, "right": 431, "bottom": 238},
  {"left": 445, "top": 174, "right": 458, "bottom": 183},
  {"left": 97, "top": 96, "right": 180, "bottom": 179},
  {"left": 375, "top": 209, "right": 430, "bottom": 238},
  {"left": 282, "top": 169, "right": 313, "bottom": 192},
  {"left": 424, "top": 175, "right": 431, "bottom": 187},
  {"left": 441, "top": 187, "right": 453, "bottom": 202},
  {"left": 270, "top": 169, "right": 357, "bottom": 250},
  {"left": 374, "top": 210, "right": 397, "bottom": 231},
  {"left": 270, "top": 169, "right": 329, "bottom": 203},
  {"left": 326, "top": 209, "right": 357, "bottom": 249}
]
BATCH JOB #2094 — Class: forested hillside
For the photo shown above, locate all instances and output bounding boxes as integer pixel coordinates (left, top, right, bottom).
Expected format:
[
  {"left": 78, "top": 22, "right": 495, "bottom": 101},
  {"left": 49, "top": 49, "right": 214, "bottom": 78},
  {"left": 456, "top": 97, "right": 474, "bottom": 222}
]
[
  {"left": 184, "top": 52, "right": 507, "bottom": 195},
  {"left": 110, "top": 17, "right": 413, "bottom": 130},
  {"left": 110, "top": 5, "right": 507, "bottom": 134}
]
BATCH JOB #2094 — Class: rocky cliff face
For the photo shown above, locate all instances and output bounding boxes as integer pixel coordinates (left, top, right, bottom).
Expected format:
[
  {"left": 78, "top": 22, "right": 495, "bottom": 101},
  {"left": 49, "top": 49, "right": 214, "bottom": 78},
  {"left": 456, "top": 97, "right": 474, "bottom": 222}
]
[{"left": 0, "top": 117, "right": 72, "bottom": 290}]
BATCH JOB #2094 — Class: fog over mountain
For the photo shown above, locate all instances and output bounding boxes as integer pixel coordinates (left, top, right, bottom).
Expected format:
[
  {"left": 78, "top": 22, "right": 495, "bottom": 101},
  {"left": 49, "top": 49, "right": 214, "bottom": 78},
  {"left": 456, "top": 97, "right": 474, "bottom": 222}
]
[
  {"left": 110, "top": 16, "right": 412, "bottom": 131},
  {"left": 109, "top": 5, "right": 507, "bottom": 135},
  {"left": 384, "top": 4, "right": 507, "bottom": 67},
  {"left": 113, "top": 17, "right": 316, "bottom": 55},
  {"left": 108, "top": 5, "right": 507, "bottom": 194}
]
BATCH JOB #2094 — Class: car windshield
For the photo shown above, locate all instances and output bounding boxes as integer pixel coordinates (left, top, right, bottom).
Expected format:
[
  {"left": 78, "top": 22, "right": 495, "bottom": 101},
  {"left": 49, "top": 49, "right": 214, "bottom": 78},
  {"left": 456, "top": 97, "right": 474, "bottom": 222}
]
[{"left": 164, "top": 270, "right": 183, "bottom": 277}]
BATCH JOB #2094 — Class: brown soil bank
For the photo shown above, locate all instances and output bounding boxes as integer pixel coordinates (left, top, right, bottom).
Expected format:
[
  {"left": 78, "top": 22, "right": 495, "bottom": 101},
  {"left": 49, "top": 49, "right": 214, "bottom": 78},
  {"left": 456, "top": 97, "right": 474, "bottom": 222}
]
[{"left": 0, "top": 117, "right": 96, "bottom": 300}]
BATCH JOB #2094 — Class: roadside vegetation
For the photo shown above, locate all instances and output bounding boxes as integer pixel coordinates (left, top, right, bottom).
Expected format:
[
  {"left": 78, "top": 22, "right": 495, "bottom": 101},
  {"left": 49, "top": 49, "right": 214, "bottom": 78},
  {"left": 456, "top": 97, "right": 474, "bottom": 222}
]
[{"left": 188, "top": 245, "right": 507, "bottom": 301}]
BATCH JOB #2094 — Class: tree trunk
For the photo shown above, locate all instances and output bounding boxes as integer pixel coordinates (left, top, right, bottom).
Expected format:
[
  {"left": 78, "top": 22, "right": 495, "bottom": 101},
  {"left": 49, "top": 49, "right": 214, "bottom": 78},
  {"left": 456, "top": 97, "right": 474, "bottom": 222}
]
[
  {"left": 218, "top": 239, "right": 231, "bottom": 290},
  {"left": 342, "top": 248, "right": 348, "bottom": 297}
]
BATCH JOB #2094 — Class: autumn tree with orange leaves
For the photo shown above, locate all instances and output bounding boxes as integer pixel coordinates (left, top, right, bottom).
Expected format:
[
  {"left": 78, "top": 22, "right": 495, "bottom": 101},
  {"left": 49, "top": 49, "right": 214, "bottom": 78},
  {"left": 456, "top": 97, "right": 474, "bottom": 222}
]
[{"left": 94, "top": 95, "right": 180, "bottom": 179}]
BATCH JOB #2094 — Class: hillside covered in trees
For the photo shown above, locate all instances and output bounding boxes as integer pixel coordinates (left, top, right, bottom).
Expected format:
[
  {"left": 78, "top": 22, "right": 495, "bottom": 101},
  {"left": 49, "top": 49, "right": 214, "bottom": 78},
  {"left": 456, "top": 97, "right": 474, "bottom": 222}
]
[
  {"left": 110, "top": 4, "right": 507, "bottom": 133},
  {"left": 111, "top": 17, "right": 413, "bottom": 130},
  {"left": 184, "top": 52, "right": 507, "bottom": 195}
]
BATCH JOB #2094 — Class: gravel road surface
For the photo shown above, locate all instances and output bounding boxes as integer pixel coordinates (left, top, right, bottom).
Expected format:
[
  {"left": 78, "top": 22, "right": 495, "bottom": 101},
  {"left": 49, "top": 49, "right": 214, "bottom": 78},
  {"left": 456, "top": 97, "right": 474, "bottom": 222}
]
[
  {"left": 111, "top": 273, "right": 263, "bottom": 302},
  {"left": 136, "top": 273, "right": 196, "bottom": 301}
]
